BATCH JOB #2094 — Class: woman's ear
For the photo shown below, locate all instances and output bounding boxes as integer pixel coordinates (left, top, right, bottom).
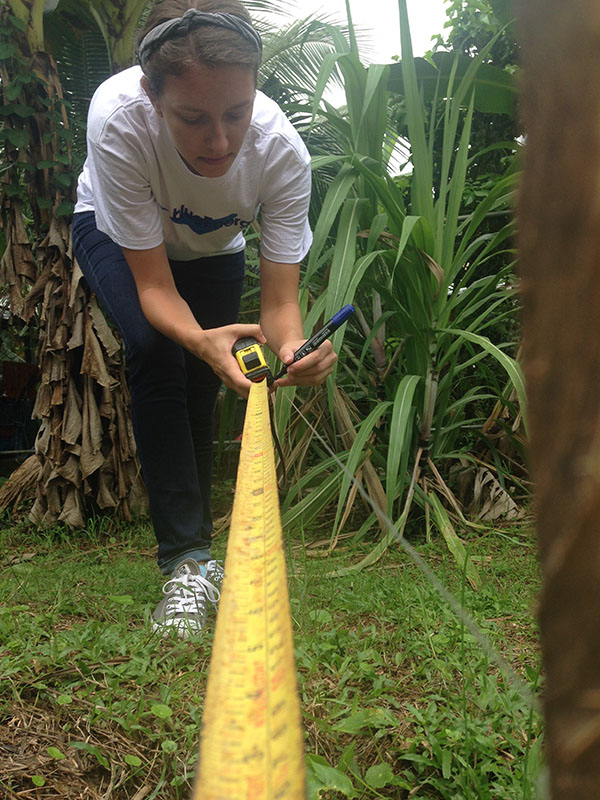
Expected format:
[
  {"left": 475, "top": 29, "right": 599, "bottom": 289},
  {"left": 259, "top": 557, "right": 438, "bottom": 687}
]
[{"left": 141, "top": 75, "right": 163, "bottom": 117}]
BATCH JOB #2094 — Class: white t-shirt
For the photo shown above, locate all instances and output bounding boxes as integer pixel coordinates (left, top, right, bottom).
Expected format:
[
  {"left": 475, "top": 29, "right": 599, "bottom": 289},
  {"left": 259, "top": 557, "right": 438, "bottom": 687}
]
[{"left": 76, "top": 66, "right": 313, "bottom": 263}]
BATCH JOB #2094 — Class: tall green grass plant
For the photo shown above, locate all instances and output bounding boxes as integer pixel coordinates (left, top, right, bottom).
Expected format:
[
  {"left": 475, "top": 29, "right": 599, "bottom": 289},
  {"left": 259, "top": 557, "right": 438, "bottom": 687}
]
[{"left": 276, "top": 0, "right": 523, "bottom": 574}]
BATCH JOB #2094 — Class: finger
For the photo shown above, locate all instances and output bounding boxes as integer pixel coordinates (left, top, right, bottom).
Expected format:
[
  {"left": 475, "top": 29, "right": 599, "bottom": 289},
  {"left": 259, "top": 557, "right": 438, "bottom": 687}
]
[
  {"left": 222, "top": 369, "right": 252, "bottom": 398},
  {"left": 281, "top": 340, "right": 334, "bottom": 369},
  {"left": 287, "top": 349, "right": 337, "bottom": 378},
  {"left": 288, "top": 360, "right": 337, "bottom": 380},
  {"left": 275, "top": 362, "right": 335, "bottom": 389},
  {"left": 289, "top": 358, "right": 337, "bottom": 384},
  {"left": 212, "top": 354, "right": 254, "bottom": 398},
  {"left": 272, "top": 377, "right": 292, "bottom": 390},
  {"left": 279, "top": 345, "right": 297, "bottom": 365},
  {"left": 288, "top": 341, "right": 334, "bottom": 365},
  {"left": 229, "top": 323, "right": 265, "bottom": 344}
]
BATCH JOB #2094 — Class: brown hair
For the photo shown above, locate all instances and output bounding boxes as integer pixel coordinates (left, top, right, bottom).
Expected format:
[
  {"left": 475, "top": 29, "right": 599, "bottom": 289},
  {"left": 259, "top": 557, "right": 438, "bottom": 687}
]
[{"left": 139, "top": 0, "right": 261, "bottom": 96}]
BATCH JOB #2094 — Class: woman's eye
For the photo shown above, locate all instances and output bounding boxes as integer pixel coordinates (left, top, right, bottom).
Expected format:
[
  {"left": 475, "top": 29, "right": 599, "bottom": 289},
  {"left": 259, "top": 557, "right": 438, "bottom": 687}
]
[{"left": 179, "top": 113, "right": 246, "bottom": 125}]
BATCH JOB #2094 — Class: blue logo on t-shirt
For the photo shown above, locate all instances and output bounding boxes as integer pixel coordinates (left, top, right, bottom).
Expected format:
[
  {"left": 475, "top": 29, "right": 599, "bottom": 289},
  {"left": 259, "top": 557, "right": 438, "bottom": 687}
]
[{"left": 169, "top": 205, "right": 253, "bottom": 235}]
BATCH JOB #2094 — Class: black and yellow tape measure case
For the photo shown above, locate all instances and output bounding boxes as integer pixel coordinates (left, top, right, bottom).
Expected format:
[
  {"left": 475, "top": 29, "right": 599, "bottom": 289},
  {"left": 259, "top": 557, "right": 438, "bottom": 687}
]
[{"left": 232, "top": 337, "right": 273, "bottom": 383}]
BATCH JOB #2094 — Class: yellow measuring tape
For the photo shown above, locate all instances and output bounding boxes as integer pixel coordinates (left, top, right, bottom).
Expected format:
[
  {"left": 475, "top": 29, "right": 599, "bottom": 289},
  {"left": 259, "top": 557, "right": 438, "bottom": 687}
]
[{"left": 195, "top": 378, "right": 306, "bottom": 799}]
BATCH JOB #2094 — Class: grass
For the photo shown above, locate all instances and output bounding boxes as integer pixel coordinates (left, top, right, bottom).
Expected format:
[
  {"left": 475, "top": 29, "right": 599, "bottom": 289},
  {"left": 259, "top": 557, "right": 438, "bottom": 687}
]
[{"left": 0, "top": 493, "right": 544, "bottom": 799}]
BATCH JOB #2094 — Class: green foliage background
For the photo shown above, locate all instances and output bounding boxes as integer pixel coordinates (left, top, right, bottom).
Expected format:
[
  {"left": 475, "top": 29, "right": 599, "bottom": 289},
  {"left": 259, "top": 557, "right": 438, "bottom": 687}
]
[
  {"left": 0, "top": 2, "right": 541, "bottom": 798},
  {"left": 0, "top": 0, "right": 525, "bottom": 562}
]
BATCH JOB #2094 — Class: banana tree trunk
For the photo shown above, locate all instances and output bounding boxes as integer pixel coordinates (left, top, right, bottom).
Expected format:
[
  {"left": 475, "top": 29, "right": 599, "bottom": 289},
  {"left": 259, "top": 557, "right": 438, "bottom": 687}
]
[
  {"left": 519, "top": 1, "right": 600, "bottom": 795},
  {"left": 88, "top": 0, "right": 150, "bottom": 72},
  {"left": 0, "top": 3, "right": 145, "bottom": 525}
]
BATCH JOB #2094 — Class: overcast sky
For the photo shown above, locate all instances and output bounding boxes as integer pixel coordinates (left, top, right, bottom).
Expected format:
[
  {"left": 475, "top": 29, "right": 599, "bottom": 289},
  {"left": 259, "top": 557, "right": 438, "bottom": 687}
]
[
  {"left": 287, "top": 0, "right": 449, "bottom": 62},
  {"left": 271, "top": 0, "right": 449, "bottom": 109}
]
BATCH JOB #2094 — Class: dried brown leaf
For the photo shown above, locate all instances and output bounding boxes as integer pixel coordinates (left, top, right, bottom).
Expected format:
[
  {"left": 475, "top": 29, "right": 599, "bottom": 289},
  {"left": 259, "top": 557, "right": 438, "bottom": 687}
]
[
  {"left": 61, "top": 379, "right": 83, "bottom": 446},
  {"left": 58, "top": 487, "right": 85, "bottom": 528},
  {"left": 470, "top": 467, "right": 524, "bottom": 521},
  {"left": 97, "top": 469, "right": 118, "bottom": 508},
  {"left": 98, "top": 384, "right": 113, "bottom": 418},
  {"left": 51, "top": 381, "right": 63, "bottom": 406},
  {"left": 32, "top": 382, "right": 52, "bottom": 419},
  {"left": 68, "top": 262, "right": 84, "bottom": 308},
  {"left": 48, "top": 215, "right": 69, "bottom": 252},
  {"left": 34, "top": 423, "right": 51, "bottom": 456},
  {"left": 81, "top": 315, "right": 112, "bottom": 388},
  {"left": 6, "top": 551, "right": 37, "bottom": 566},
  {"left": 49, "top": 351, "right": 66, "bottom": 384},
  {"left": 115, "top": 391, "right": 136, "bottom": 458},
  {"left": 22, "top": 263, "right": 52, "bottom": 320},
  {"left": 43, "top": 477, "right": 62, "bottom": 516},
  {"left": 89, "top": 296, "right": 121, "bottom": 358},
  {"left": 29, "top": 496, "right": 45, "bottom": 525},
  {"left": 80, "top": 377, "right": 105, "bottom": 479},
  {"left": 14, "top": 204, "right": 31, "bottom": 245},
  {"left": 49, "top": 321, "right": 68, "bottom": 351},
  {"left": 67, "top": 307, "right": 84, "bottom": 350},
  {"left": 420, "top": 250, "right": 445, "bottom": 294},
  {"left": 56, "top": 454, "right": 82, "bottom": 487},
  {"left": 0, "top": 455, "right": 40, "bottom": 509}
]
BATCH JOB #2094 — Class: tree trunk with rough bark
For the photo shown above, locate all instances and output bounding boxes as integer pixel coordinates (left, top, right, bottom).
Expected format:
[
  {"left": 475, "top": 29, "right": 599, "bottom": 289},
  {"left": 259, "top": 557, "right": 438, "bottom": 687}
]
[
  {"left": 0, "top": 2, "right": 145, "bottom": 526},
  {"left": 519, "top": 1, "right": 600, "bottom": 795}
]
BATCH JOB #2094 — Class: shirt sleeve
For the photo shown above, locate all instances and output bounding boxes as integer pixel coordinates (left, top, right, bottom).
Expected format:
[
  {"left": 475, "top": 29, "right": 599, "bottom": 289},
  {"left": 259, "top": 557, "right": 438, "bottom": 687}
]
[
  {"left": 85, "top": 110, "right": 164, "bottom": 251},
  {"left": 258, "top": 135, "right": 313, "bottom": 264}
]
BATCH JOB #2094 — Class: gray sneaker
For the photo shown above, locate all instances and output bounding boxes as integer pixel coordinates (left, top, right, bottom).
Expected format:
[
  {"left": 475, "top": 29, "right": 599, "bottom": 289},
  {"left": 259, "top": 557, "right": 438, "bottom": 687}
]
[
  {"left": 205, "top": 560, "right": 224, "bottom": 591},
  {"left": 152, "top": 558, "right": 223, "bottom": 638}
]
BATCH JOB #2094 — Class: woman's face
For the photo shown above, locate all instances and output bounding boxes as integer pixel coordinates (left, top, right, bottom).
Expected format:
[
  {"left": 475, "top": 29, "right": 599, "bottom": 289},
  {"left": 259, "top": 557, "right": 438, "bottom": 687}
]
[{"left": 146, "top": 62, "right": 256, "bottom": 178}]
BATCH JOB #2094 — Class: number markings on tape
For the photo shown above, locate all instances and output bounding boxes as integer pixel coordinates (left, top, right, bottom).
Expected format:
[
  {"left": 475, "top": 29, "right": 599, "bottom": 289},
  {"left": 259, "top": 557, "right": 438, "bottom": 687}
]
[{"left": 195, "top": 379, "right": 305, "bottom": 799}]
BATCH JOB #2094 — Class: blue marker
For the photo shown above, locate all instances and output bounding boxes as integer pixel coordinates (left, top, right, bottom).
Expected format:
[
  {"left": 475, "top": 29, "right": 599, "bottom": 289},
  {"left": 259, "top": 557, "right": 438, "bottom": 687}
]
[{"left": 274, "top": 304, "right": 355, "bottom": 380}]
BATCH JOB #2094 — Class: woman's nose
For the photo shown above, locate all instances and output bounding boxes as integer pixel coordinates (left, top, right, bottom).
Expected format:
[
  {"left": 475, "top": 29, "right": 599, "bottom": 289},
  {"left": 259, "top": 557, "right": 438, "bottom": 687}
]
[{"left": 205, "top": 120, "right": 228, "bottom": 154}]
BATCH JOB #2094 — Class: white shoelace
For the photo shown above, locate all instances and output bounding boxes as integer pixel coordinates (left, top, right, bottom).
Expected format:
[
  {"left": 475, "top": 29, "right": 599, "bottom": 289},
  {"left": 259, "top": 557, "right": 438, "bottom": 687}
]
[{"left": 162, "top": 572, "right": 221, "bottom": 615}]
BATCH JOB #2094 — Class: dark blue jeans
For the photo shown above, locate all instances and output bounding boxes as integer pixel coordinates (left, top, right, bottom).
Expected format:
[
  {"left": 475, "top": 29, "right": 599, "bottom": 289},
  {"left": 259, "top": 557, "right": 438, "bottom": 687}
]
[{"left": 72, "top": 211, "right": 244, "bottom": 573}]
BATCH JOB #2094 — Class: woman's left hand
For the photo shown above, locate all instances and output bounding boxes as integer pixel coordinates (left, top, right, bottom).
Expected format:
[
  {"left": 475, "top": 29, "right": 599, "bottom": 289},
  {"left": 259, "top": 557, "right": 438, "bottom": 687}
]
[{"left": 272, "top": 339, "right": 337, "bottom": 389}]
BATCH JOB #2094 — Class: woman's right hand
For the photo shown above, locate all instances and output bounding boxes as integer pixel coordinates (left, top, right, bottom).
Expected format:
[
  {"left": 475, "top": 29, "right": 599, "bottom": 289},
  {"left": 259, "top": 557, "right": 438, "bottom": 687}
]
[{"left": 191, "top": 323, "right": 266, "bottom": 398}]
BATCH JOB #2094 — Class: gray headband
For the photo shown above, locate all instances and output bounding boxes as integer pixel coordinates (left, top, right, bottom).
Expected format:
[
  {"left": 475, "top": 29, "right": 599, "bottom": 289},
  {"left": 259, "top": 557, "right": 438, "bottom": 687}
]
[{"left": 138, "top": 9, "right": 262, "bottom": 68}]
